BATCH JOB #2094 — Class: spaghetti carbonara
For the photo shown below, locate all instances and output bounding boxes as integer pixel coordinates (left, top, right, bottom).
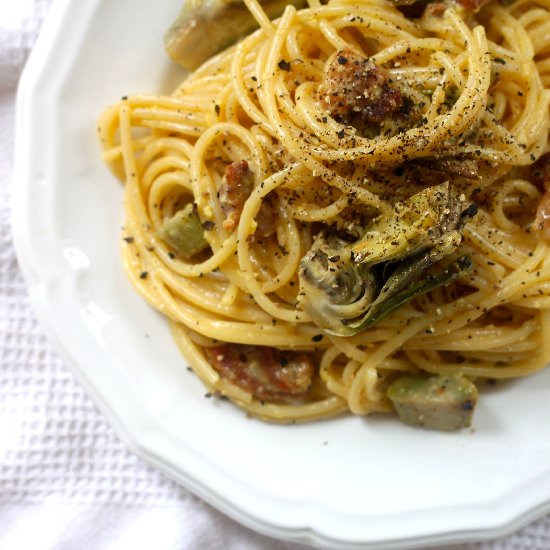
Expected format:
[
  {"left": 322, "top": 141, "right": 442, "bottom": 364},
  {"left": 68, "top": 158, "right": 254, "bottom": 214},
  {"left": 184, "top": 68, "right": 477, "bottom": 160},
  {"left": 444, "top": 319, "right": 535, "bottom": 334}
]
[{"left": 98, "top": 0, "right": 550, "bottom": 429}]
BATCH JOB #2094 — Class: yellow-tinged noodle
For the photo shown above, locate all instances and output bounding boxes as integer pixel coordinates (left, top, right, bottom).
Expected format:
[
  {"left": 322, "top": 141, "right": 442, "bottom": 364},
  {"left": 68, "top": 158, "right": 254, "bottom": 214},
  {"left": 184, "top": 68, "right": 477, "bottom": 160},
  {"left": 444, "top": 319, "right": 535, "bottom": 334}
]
[{"left": 98, "top": 0, "right": 550, "bottom": 423}]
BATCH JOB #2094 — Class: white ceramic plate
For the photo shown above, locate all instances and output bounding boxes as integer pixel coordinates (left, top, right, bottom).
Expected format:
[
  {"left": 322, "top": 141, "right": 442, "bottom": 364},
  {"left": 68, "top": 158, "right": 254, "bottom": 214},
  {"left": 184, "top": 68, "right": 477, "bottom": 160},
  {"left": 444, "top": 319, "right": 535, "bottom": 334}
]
[{"left": 13, "top": 0, "right": 550, "bottom": 547}]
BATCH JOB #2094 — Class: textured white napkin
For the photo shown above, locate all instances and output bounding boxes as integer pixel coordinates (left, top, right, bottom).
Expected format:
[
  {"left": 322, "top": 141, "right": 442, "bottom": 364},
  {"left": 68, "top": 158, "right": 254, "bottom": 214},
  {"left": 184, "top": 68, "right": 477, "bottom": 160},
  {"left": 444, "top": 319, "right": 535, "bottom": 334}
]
[{"left": 3, "top": 1, "right": 550, "bottom": 549}]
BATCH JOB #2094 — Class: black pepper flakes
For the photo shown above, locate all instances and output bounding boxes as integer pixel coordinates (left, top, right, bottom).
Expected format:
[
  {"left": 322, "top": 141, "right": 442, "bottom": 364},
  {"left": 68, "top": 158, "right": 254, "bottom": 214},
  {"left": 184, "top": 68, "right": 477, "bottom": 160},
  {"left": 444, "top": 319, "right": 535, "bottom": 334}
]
[
  {"left": 312, "top": 334, "right": 323, "bottom": 342},
  {"left": 278, "top": 59, "right": 291, "bottom": 71},
  {"left": 139, "top": 271, "right": 148, "bottom": 279}
]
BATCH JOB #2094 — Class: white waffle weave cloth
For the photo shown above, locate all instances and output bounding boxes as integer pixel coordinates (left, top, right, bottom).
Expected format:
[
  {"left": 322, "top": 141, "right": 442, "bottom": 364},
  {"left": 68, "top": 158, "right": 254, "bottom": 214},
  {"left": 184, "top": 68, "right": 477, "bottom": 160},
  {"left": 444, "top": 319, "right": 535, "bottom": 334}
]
[{"left": 2, "top": 1, "right": 550, "bottom": 549}]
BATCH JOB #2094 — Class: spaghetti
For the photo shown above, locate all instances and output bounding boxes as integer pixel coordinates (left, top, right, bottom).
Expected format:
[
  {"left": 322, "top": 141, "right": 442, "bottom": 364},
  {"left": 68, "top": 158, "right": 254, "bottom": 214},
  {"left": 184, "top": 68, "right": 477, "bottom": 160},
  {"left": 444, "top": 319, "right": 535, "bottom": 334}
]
[{"left": 98, "top": 0, "right": 550, "bottom": 428}]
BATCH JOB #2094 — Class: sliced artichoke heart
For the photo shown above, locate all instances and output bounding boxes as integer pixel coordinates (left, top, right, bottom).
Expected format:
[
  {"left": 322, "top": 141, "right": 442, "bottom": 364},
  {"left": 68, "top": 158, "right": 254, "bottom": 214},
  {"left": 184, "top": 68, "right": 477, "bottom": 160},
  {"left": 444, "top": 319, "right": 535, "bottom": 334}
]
[
  {"left": 352, "top": 181, "right": 464, "bottom": 265},
  {"left": 157, "top": 203, "right": 210, "bottom": 259},
  {"left": 299, "top": 236, "right": 379, "bottom": 330},
  {"left": 387, "top": 373, "right": 478, "bottom": 431},
  {"left": 165, "top": 0, "right": 307, "bottom": 71},
  {"left": 298, "top": 182, "right": 477, "bottom": 336}
]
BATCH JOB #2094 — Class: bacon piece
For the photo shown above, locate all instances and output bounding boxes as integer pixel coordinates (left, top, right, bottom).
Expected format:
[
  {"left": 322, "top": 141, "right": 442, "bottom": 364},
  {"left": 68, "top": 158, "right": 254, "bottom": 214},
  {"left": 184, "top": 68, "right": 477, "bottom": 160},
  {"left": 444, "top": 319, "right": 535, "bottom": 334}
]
[
  {"left": 531, "top": 153, "right": 550, "bottom": 188},
  {"left": 319, "top": 49, "right": 403, "bottom": 125},
  {"left": 219, "top": 160, "right": 254, "bottom": 231},
  {"left": 204, "top": 344, "right": 314, "bottom": 401},
  {"left": 413, "top": 157, "right": 479, "bottom": 180},
  {"left": 255, "top": 201, "right": 277, "bottom": 238},
  {"left": 533, "top": 154, "right": 550, "bottom": 242}
]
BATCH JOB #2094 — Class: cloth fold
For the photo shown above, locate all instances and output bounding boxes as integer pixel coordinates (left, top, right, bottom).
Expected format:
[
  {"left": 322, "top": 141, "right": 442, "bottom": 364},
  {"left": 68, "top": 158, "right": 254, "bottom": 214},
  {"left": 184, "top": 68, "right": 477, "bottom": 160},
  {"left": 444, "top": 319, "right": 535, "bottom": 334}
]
[{"left": 2, "top": 1, "right": 550, "bottom": 548}]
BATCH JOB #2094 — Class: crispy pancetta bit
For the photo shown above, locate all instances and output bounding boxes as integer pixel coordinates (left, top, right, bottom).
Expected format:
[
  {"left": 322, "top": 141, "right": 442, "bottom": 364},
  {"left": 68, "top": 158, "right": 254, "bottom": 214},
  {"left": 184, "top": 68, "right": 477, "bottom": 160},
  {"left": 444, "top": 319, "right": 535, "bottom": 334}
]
[
  {"left": 533, "top": 153, "right": 550, "bottom": 242},
  {"left": 204, "top": 344, "right": 314, "bottom": 402},
  {"left": 219, "top": 160, "right": 254, "bottom": 231},
  {"left": 319, "top": 49, "right": 403, "bottom": 126}
]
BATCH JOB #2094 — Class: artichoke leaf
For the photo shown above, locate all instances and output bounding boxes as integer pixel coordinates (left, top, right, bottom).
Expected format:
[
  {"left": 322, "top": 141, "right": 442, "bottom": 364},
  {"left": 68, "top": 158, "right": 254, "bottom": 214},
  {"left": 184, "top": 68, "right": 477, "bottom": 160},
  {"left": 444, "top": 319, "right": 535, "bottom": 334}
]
[
  {"left": 298, "top": 182, "right": 477, "bottom": 336},
  {"left": 344, "top": 255, "right": 473, "bottom": 331}
]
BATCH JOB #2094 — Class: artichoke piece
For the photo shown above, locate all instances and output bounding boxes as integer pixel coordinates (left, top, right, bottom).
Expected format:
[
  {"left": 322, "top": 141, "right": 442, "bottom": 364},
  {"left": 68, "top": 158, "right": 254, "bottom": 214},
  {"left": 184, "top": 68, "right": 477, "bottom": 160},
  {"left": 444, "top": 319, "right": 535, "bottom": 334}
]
[
  {"left": 350, "top": 182, "right": 472, "bottom": 264},
  {"left": 157, "top": 203, "right": 209, "bottom": 259},
  {"left": 386, "top": 374, "right": 478, "bottom": 430},
  {"left": 298, "top": 182, "right": 477, "bottom": 335},
  {"left": 165, "top": 0, "right": 307, "bottom": 71},
  {"left": 358, "top": 255, "right": 472, "bottom": 329}
]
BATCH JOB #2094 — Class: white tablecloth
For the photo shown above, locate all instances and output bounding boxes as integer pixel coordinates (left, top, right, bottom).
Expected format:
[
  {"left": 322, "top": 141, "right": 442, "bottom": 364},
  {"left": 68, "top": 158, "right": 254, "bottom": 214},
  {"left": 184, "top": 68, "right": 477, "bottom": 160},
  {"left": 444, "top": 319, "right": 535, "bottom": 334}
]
[{"left": 3, "top": 1, "right": 550, "bottom": 548}]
